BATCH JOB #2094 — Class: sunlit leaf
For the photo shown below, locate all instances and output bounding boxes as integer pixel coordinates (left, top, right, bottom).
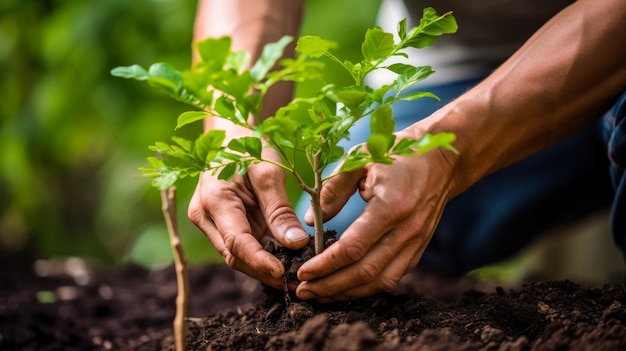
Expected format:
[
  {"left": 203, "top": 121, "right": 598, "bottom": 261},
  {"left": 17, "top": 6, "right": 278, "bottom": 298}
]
[
  {"left": 176, "top": 111, "right": 210, "bottom": 130},
  {"left": 147, "top": 63, "right": 183, "bottom": 95},
  {"left": 370, "top": 105, "right": 395, "bottom": 135},
  {"left": 217, "top": 162, "right": 237, "bottom": 180},
  {"left": 403, "top": 8, "right": 458, "bottom": 49},
  {"left": 110, "top": 65, "right": 148, "bottom": 80},
  {"left": 194, "top": 130, "right": 226, "bottom": 164},
  {"left": 196, "top": 37, "right": 231, "bottom": 68},
  {"left": 296, "top": 35, "right": 337, "bottom": 58},
  {"left": 361, "top": 27, "right": 394, "bottom": 63},
  {"left": 228, "top": 137, "right": 262, "bottom": 159},
  {"left": 250, "top": 36, "right": 292, "bottom": 81}
]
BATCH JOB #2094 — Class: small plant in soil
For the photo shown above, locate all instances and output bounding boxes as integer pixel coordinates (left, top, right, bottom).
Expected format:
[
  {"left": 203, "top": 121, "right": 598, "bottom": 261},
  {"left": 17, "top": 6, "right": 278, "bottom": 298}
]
[{"left": 112, "top": 7, "right": 457, "bottom": 350}]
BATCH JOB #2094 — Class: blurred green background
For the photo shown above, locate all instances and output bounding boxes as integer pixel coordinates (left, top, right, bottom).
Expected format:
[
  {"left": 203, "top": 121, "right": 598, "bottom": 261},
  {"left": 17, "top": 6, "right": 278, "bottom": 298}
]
[{"left": 0, "top": 0, "right": 382, "bottom": 268}]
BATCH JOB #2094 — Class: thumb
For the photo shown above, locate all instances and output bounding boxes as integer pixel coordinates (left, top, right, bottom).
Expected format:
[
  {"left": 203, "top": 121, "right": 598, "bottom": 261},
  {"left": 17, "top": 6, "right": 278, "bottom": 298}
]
[
  {"left": 247, "top": 165, "right": 310, "bottom": 250},
  {"left": 304, "top": 168, "right": 364, "bottom": 225}
]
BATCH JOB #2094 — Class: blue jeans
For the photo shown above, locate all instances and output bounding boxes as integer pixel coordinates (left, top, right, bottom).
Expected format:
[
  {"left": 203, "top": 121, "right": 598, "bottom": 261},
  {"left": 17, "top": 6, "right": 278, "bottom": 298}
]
[{"left": 295, "top": 78, "right": 625, "bottom": 276}]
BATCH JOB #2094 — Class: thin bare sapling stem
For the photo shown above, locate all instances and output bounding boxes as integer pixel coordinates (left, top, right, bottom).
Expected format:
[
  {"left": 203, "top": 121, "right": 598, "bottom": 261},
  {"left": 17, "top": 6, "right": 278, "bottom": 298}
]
[{"left": 160, "top": 187, "right": 189, "bottom": 351}]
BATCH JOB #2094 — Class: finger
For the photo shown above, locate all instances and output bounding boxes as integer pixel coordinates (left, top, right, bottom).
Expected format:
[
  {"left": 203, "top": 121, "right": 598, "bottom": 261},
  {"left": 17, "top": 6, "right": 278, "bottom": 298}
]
[
  {"left": 297, "top": 240, "right": 426, "bottom": 302},
  {"left": 296, "top": 218, "right": 411, "bottom": 298},
  {"left": 188, "top": 184, "right": 284, "bottom": 288},
  {"left": 247, "top": 162, "right": 310, "bottom": 250},
  {"left": 298, "top": 193, "right": 403, "bottom": 281},
  {"left": 303, "top": 168, "right": 365, "bottom": 225}
]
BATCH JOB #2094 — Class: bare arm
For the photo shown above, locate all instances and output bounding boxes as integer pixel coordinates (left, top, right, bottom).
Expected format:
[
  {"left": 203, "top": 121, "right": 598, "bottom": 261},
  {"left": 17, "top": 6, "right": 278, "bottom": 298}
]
[
  {"left": 417, "top": 0, "right": 626, "bottom": 197},
  {"left": 189, "top": 0, "right": 308, "bottom": 289},
  {"left": 296, "top": 0, "right": 626, "bottom": 301},
  {"left": 194, "top": 0, "right": 304, "bottom": 132}
]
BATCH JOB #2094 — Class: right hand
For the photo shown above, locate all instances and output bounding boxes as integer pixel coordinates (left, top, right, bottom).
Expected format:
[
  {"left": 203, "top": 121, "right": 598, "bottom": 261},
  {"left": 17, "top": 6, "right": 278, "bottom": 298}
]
[{"left": 188, "top": 147, "right": 310, "bottom": 289}]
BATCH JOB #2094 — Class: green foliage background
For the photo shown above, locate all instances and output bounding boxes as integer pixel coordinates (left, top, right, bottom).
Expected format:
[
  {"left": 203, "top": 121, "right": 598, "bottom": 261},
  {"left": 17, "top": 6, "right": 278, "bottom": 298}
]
[{"left": 0, "top": 0, "right": 382, "bottom": 267}]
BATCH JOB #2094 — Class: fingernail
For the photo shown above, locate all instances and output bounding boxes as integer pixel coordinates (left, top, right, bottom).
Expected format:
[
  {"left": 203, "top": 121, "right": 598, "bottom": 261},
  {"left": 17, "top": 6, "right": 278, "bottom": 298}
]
[
  {"left": 285, "top": 228, "right": 309, "bottom": 244},
  {"left": 270, "top": 268, "right": 284, "bottom": 280},
  {"left": 297, "top": 270, "right": 314, "bottom": 281},
  {"left": 303, "top": 208, "right": 313, "bottom": 224},
  {"left": 298, "top": 289, "right": 316, "bottom": 300}
]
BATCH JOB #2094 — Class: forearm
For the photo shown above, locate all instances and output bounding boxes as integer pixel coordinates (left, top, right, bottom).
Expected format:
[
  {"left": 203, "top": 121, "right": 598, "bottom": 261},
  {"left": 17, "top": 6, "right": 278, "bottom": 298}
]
[
  {"left": 194, "top": 0, "right": 304, "bottom": 132},
  {"left": 412, "top": 0, "right": 626, "bottom": 198}
]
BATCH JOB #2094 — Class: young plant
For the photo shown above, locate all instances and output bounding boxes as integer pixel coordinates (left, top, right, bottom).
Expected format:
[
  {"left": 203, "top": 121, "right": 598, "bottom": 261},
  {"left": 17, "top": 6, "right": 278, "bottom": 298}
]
[{"left": 113, "top": 8, "right": 457, "bottom": 258}]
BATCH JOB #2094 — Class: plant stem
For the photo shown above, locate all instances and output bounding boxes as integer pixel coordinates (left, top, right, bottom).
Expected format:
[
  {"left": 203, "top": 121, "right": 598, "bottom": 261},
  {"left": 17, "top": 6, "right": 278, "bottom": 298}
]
[
  {"left": 311, "top": 152, "right": 325, "bottom": 255},
  {"left": 160, "top": 187, "right": 189, "bottom": 351}
]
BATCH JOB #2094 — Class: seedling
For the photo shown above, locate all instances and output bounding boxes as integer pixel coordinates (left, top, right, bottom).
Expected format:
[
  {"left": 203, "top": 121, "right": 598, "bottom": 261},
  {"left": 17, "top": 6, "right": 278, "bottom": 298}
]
[
  {"left": 112, "top": 8, "right": 457, "bottom": 350},
  {"left": 114, "top": 7, "right": 457, "bottom": 254}
]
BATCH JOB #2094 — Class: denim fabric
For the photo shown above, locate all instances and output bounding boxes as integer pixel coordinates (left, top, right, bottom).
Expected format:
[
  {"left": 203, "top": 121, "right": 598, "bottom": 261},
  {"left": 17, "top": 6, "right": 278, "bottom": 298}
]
[
  {"left": 295, "top": 79, "right": 622, "bottom": 276},
  {"left": 602, "top": 90, "right": 626, "bottom": 259}
]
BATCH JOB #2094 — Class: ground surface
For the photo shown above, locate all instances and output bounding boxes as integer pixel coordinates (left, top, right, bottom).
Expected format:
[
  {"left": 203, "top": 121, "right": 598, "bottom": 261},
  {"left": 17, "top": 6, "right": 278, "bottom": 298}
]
[{"left": 1, "top": 250, "right": 626, "bottom": 351}]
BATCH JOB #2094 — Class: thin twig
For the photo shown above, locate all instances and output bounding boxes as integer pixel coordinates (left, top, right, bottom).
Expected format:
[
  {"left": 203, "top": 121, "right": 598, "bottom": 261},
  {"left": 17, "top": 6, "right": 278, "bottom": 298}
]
[{"left": 160, "top": 187, "right": 189, "bottom": 351}]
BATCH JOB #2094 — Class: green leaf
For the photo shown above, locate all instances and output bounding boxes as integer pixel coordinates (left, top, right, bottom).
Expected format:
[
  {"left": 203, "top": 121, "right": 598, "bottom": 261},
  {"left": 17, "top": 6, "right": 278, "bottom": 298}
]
[
  {"left": 361, "top": 27, "right": 394, "bottom": 63},
  {"left": 338, "top": 149, "right": 371, "bottom": 173},
  {"left": 391, "top": 133, "right": 458, "bottom": 156},
  {"left": 171, "top": 136, "right": 193, "bottom": 152},
  {"left": 296, "top": 35, "right": 337, "bottom": 58},
  {"left": 152, "top": 169, "right": 180, "bottom": 190},
  {"left": 146, "top": 156, "right": 165, "bottom": 169},
  {"left": 217, "top": 162, "right": 237, "bottom": 180},
  {"left": 256, "top": 116, "right": 300, "bottom": 149},
  {"left": 335, "top": 86, "right": 368, "bottom": 111},
  {"left": 213, "top": 71, "right": 253, "bottom": 102},
  {"left": 228, "top": 137, "right": 262, "bottom": 159},
  {"left": 226, "top": 50, "right": 250, "bottom": 71},
  {"left": 327, "top": 145, "right": 345, "bottom": 164},
  {"left": 196, "top": 37, "right": 231, "bottom": 68},
  {"left": 420, "top": 8, "right": 458, "bottom": 36},
  {"left": 385, "top": 63, "right": 416, "bottom": 75},
  {"left": 194, "top": 130, "right": 226, "bottom": 164},
  {"left": 394, "top": 66, "right": 435, "bottom": 94},
  {"left": 213, "top": 96, "right": 242, "bottom": 124},
  {"left": 414, "top": 132, "right": 458, "bottom": 155},
  {"left": 176, "top": 111, "right": 210, "bottom": 130},
  {"left": 250, "top": 36, "right": 293, "bottom": 81},
  {"left": 181, "top": 70, "right": 213, "bottom": 107},
  {"left": 147, "top": 63, "right": 183, "bottom": 95},
  {"left": 404, "top": 8, "right": 458, "bottom": 49},
  {"left": 397, "top": 18, "right": 407, "bottom": 41},
  {"left": 110, "top": 64, "right": 148, "bottom": 80},
  {"left": 366, "top": 133, "right": 390, "bottom": 161},
  {"left": 370, "top": 105, "right": 395, "bottom": 135},
  {"left": 396, "top": 91, "right": 440, "bottom": 102}
]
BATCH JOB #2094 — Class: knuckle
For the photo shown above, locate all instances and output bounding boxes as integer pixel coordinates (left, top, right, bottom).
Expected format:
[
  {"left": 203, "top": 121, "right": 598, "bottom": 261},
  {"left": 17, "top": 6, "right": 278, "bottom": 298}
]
[
  {"left": 249, "top": 164, "right": 283, "bottom": 190},
  {"left": 266, "top": 201, "right": 295, "bottom": 225},
  {"left": 377, "top": 275, "right": 399, "bottom": 292},
  {"left": 187, "top": 201, "right": 202, "bottom": 225},
  {"left": 380, "top": 194, "right": 413, "bottom": 220},
  {"left": 311, "top": 282, "right": 336, "bottom": 298},
  {"left": 320, "top": 181, "right": 341, "bottom": 204},
  {"left": 223, "top": 232, "right": 250, "bottom": 268},
  {"left": 343, "top": 240, "right": 367, "bottom": 263},
  {"left": 222, "top": 250, "right": 237, "bottom": 268},
  {"left": 356, "top": 262, "right": 379, "bottom": 283}
]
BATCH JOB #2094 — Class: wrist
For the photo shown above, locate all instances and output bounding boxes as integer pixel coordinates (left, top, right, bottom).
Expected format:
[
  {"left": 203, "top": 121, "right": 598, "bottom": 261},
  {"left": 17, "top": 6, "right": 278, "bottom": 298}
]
[{"left": 402, "top": 94, "right": 494, "bottom": 198}]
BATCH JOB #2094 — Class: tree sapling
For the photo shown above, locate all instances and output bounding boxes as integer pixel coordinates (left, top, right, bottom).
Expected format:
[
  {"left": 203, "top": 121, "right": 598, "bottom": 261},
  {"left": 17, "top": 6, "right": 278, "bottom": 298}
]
[
  {"left": 112, "top": 7, "right": 457, "bottom": 349},
  {"left": 114, "top": 7, "right": 458, "bottom": 254}
]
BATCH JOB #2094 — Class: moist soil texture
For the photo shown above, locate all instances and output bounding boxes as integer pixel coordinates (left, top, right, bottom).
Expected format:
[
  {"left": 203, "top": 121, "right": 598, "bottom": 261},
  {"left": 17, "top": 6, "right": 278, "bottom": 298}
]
[{"left": 2, "top": 243, "right": 626, "bottom": 351}]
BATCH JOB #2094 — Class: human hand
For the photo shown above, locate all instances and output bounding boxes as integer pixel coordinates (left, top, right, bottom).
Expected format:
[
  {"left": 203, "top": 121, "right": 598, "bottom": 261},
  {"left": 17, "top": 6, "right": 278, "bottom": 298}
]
[
  {"left": 296, "top": 132, "right": 458, "bottom": 302},
  {"left": 188, "top": 146, "right": 310, "bottom": 290}
]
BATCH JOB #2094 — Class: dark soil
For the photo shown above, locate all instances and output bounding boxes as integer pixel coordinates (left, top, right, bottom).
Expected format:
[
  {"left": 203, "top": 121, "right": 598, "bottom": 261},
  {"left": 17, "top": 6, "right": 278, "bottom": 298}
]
[{"left": 2, "top": 244, "right": 626, "bottom": 351}]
